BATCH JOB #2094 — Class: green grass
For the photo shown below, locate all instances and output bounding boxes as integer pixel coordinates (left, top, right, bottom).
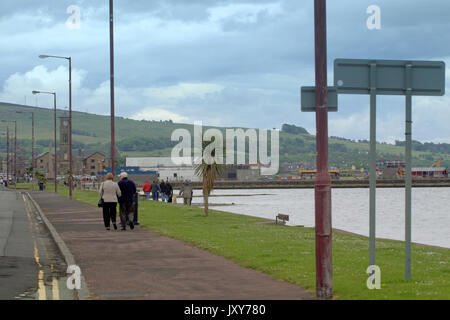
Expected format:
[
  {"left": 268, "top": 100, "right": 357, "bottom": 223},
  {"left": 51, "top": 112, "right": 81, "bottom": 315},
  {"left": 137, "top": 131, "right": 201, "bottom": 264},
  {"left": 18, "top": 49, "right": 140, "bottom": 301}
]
[{"left": 16, "top": 183, "right": 450, "bottom": 300}]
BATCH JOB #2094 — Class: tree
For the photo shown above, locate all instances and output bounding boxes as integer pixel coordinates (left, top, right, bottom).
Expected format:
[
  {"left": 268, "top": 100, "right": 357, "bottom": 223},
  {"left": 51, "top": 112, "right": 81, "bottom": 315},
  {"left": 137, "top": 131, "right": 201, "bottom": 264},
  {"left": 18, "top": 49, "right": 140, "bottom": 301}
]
[
  {"left": 35, "top": 171, "right": 47, "bottom": 184},
  {"left": 194, "top": 137, "right": 224, "bottom": 217}
]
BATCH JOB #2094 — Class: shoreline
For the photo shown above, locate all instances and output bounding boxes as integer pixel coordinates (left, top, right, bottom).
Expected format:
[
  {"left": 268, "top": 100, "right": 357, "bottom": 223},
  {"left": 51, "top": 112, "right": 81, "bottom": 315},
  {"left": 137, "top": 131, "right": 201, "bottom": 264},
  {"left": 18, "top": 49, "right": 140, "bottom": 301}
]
[{"left": 169, "top": 178, "right": 450, "bottom": 189}]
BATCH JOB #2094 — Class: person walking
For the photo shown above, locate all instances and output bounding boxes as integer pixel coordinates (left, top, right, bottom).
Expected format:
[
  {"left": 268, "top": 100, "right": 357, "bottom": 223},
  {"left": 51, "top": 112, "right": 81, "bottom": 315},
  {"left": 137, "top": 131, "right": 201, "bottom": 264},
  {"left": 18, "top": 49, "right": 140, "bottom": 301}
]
[
  {"left": 151, "top": 180, "right": 160, "bottom": 201},
  {"left": 99, "top": 173, "right": 121, "bottom": 231},
  {"left": 179, "top": 180, "right": 193, "bottom": 205},
  {"left": 166, "top": 180, "right": 173, "bottom": 203},
  {"left": 160, "top": 180, "right": 168, "bottom": 202},
  {"left": 142, "top": 180, "right": 151, "bottom": 200},
  {"left": 118, "top": 172, "right": 137, "bottom": 231}
]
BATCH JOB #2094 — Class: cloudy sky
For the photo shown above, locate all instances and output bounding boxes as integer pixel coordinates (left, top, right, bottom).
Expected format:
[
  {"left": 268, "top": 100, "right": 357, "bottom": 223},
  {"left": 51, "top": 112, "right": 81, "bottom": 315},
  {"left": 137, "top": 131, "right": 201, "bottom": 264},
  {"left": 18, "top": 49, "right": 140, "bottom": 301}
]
[{"left": 0, "top": 0, "right": 449, "bottom": 143}]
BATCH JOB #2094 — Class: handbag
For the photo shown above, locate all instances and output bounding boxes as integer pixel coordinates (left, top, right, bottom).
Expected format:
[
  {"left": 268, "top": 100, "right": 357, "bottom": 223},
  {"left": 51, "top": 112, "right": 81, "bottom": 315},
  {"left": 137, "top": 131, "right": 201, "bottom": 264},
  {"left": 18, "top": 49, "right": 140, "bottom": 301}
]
[{"left": 98, "top": 198, "right": 104, "bottom": 207}]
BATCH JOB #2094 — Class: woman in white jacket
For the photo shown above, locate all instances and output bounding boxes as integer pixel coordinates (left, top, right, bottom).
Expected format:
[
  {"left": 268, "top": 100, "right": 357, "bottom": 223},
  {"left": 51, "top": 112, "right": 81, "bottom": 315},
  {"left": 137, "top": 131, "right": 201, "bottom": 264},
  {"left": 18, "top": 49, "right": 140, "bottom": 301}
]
[{"left": 99, "top": 173, "right": 122, "bottom": 230}]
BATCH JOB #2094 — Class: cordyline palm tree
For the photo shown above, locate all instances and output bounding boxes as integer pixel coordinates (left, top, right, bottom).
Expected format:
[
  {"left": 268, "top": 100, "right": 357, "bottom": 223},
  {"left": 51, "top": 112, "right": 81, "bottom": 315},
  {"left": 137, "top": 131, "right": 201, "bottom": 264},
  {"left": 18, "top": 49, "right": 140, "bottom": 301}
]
[{"left": 194, "top": 138, "right": 224, "bottom": 216}]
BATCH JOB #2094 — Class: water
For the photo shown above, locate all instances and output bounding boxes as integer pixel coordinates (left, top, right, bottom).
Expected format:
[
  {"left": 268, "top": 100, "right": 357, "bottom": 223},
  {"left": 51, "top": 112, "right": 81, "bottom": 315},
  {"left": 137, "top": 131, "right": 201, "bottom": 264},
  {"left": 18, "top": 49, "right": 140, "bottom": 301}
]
[{"left": 190, "top": 187, "right": 450, "bottom": 248}]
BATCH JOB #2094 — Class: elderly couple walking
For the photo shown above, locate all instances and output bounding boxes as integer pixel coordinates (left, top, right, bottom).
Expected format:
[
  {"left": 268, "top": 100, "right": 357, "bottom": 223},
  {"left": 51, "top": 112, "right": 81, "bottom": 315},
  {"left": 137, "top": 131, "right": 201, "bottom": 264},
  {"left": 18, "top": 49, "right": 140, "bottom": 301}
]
[{"left": 99, "top": 172, "right": 137, "bottom": 231}]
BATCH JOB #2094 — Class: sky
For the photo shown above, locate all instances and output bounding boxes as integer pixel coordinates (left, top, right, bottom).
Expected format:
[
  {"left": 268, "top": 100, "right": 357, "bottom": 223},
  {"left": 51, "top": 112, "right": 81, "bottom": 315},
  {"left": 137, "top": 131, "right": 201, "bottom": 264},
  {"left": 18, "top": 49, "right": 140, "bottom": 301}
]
[{"left": 0, "top": 0, "right": 449, "bottom": 143}]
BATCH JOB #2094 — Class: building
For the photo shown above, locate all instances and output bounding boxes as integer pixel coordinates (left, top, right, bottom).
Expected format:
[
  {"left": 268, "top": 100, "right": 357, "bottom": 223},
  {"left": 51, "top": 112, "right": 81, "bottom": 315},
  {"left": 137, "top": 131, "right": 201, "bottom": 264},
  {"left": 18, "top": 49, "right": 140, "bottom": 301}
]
[
  {"left": 126, "top": 157, "right": 200, "bottom": 182},
  {"left": 412, "top": 167, "right": 448, "bottom": 178},
  {"left": 34, "top": 118, "right": 107, "bottom": 179},
  {"left": 126, "top": 157, "right": 262, "bottom": 182}
]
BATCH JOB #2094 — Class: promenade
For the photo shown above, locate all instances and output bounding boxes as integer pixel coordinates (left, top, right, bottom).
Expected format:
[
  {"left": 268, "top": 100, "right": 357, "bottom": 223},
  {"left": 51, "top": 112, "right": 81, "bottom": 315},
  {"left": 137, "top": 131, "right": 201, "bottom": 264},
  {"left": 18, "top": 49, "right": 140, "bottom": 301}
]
[{"left": 30, "top": 191, "right": 312, "bottom": 300}]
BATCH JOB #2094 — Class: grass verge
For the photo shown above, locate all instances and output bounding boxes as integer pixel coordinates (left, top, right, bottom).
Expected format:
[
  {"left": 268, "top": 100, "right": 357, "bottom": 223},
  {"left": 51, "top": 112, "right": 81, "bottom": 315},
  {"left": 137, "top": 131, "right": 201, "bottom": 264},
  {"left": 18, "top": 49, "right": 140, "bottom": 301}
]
[{"left": 19, "top": 184, "right": 450, "bottom": 300}]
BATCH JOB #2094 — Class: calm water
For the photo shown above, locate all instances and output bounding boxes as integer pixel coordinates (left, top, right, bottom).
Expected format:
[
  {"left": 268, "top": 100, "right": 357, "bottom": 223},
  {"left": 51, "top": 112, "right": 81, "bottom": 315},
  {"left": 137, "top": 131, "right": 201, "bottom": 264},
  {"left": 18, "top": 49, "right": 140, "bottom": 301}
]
[{"left": 190, "top": 187, "right": 450, "bottom": 248}]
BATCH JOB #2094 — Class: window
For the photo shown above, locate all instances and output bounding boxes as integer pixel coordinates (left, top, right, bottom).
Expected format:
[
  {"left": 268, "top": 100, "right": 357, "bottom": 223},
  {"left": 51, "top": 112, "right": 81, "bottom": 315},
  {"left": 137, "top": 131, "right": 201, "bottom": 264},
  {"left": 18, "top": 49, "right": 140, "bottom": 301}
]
[
  {"left": 62, "top": 133, "right": 68, "bottom": 144},
  {"left": 91, "top": 159, "right": 95, "bottom": 163},
  {"left": 91, "top": 166, "right": 95, "bottom": 169}
]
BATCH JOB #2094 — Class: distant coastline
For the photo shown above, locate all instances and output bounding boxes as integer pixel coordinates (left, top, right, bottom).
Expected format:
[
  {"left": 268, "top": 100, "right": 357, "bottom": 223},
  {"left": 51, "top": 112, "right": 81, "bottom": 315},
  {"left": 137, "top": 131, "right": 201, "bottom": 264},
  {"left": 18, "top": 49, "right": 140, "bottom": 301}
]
[{"left": 169, "top": 178, "right": 450, "bottom": 189}]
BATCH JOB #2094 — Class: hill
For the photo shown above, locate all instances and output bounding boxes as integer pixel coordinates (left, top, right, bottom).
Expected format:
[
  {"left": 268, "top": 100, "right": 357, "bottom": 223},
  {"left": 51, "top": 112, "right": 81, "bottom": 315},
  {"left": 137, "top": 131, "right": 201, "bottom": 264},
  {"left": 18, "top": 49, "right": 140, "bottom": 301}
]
[{"left": 0, "top": 102, "right": 449, "bottom": 170}]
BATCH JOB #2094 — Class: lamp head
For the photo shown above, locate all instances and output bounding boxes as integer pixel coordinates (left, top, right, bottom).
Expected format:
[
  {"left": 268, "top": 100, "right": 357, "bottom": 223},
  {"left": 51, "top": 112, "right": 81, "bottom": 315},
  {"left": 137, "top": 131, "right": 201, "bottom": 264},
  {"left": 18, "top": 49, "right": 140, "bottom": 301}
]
[
  {"left": 38, "top": 55, "right": 50, "bottom": 59},
  {"left": 32, "top": 91, "right": 40, "bottom": 95}
]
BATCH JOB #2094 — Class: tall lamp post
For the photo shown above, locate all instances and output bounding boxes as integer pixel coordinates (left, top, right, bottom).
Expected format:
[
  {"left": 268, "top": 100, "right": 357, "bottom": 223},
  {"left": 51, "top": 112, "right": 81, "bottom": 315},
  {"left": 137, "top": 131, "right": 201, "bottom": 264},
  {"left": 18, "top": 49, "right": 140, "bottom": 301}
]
[
  {"left": 39, "top": 54, "right": 72, "bottom": 198},
  {"left": 313, "top": 0, "right": 333, "bottom": 299},
  {"left": 1, "top": 120, "right": 16, "bottom": 189},
  {"left": 16, "top": 111, "right": 35, "bottom": 191},
  {"left": 109, "top": 0, "right": 116, "bottom": 177},
  {"left": 32, "top": 91, "right": 58, "bottom": 193},
  {"left": 0, "top": 128, "right": 8, "bottom": 186}
]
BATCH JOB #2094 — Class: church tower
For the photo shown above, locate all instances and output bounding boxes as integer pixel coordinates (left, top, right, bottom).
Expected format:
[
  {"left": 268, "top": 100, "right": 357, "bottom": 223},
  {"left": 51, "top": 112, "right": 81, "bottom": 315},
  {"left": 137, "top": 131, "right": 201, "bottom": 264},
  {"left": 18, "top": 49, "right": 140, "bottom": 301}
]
[{"left": 59, "top": 115, "right": 70, "bottom": 175}]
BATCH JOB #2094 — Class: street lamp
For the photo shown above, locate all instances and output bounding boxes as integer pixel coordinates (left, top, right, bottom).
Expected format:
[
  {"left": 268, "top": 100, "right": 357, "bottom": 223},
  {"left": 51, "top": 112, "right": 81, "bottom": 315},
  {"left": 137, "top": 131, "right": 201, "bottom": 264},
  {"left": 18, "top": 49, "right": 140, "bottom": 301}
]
[
  {"left": 32, "top": 90, "right": 58, "bottom": 193},
  {"left": 16, "top": 111, "right": 35, "bottom": 191},
  {"left": 0, "top": 128, "right": 9, "bottom": 187},
  {"left": 109, "top": 0, "right": 116, "bottom": 178},
  {"left": 39, "top": 54, "right": 72, "bottom": 198},
  {"left": 0, "top": 120, "right": 16, "bottom": 189}
]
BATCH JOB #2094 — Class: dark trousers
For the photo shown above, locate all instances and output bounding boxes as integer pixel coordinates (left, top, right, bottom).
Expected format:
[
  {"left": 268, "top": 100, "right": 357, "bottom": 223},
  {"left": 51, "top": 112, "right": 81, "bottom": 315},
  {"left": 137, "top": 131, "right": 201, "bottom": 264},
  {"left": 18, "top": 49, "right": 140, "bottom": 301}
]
[
  {"left": 119, "top": 202, "right": 134, "bottom": 227},
  {"left": 102, "top": 202, "right": 117, "bottom": 228}
]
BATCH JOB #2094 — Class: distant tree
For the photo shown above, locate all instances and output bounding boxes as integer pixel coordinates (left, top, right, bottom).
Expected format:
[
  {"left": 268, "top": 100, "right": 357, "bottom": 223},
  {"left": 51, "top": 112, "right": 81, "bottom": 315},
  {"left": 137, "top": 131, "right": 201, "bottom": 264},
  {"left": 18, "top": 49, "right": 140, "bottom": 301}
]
[{"left": 281, "top": 124, "right": 309, "bottom": 135}]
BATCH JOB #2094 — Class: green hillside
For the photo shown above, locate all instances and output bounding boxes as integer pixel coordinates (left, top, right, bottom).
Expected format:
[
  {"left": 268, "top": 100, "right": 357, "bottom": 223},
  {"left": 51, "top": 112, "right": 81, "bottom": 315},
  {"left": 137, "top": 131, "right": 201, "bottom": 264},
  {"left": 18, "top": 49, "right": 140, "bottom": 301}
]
[{"left": 0, "top": 102, "right": 449, "bottom": 169}]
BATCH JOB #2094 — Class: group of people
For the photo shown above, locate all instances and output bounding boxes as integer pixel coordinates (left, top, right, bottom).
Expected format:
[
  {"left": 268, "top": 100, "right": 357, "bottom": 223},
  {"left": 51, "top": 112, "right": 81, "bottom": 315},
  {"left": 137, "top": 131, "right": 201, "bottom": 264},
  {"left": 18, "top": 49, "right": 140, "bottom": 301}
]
[
  {"left": 99, "top": 171, "right": 137, "bottom": 231},
  {"left": 142, "top": 179, "right": 173, "bottom": 202},
  {"left": 98, "top": 175, "right": 197, "bottom": 231}
]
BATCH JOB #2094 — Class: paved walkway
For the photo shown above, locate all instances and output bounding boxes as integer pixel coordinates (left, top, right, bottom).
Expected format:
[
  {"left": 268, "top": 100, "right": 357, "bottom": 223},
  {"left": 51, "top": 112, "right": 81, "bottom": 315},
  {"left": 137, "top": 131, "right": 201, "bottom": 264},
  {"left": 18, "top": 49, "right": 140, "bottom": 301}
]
[{"left": 30, "top": 191, "right": 312, "bottom": 300}]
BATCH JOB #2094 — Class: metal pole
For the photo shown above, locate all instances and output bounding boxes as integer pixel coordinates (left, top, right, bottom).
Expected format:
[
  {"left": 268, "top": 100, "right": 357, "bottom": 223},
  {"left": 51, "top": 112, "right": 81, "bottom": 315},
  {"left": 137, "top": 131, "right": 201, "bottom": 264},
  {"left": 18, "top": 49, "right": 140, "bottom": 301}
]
[
  {"left": 14, "top": 121, "right": 17, "bottom": 189},
  {"left": 109, "top": 0, "right": 116, "bottom": 177},
  {"left": 6, "top": 127, "right": 9, "bottom": 187},
  {"left": 369, "top": 63, "right": 377, "bottom": 266},
  {"left": 54, "top": 93, "right": 58, "bottom": 193},
  {"left": 69, "top": 58, "right": 73, "bottom": 198},
  {"left": 313, "top": 0, "right": 333, "bottom": 299},
  {"left": 32, "top": 112, "right": 35, "bottom": 191},
  {"left": 405, "top": 64, "right": 412, "bottom": 280}
]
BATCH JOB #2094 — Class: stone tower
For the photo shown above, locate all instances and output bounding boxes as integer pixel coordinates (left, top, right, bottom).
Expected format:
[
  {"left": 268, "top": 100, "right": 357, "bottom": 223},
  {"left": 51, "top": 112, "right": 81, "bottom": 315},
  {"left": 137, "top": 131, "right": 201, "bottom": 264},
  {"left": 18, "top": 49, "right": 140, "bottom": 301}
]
[{"left": 59, "top": 115, "right": 70, "bottom": 175}]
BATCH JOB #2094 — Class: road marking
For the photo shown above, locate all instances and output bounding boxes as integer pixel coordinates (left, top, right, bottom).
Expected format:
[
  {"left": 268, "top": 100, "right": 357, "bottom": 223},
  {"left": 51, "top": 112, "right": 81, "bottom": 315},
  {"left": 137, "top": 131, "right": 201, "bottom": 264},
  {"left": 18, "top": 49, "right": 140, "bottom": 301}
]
[
  {"left": 22, "top": 194, "right": 46, "bottom": 299},
  {"left": 38, "top": 270, "right": 46, "bottom": 300},
  {"left": 52, "top": 277, "right": 60, "bottom": 300}
]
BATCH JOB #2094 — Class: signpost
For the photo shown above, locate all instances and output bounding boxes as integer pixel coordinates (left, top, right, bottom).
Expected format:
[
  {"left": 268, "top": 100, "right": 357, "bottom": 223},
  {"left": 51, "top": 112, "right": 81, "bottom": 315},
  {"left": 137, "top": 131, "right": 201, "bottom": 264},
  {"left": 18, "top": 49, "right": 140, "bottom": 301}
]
[
  {"left": 301, "top": 87, "right": 338, "bottom": 112},
  {"left": 334, "top": 58, "right": 445, "bottom": 279}
]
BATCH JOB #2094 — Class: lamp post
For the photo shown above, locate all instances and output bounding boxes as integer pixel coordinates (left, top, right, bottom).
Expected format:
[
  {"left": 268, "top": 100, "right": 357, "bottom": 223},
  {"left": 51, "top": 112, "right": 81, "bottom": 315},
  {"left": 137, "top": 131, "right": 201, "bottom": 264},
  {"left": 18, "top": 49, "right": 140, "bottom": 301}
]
[
  {"left": 109, "top": 0, "right": 116, "bottom": 178},
  {"left": 39, "top": 54, "right": 72, "bottom": 198},
  {"left": 16, "top": 111, "right": 35, "bottom": 190},
  {"left": 313, "top": 0, "right": 333, "bottom": 299},
  {"left": 0, "top": 128, "right": 8, "bottom": 186},
  {"left": 32, "top": 90, "right": 58, "bottom": 193},
  {"left": 1, "top": 120, "right": 16, "bottom": 189}
]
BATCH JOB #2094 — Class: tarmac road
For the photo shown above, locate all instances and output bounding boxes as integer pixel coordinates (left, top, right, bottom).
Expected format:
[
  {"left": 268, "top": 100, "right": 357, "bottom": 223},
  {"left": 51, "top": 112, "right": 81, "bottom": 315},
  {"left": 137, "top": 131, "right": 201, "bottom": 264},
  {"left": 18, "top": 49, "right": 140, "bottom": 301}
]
[{"left": 0, "top": 187, "right": 74, "bottom": 300}]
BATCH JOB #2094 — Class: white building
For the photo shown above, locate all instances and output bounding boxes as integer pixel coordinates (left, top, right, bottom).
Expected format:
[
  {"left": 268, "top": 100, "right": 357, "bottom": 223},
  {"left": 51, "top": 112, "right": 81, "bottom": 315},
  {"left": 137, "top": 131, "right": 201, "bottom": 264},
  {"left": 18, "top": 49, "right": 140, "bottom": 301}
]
[{"left": 126, "top": 157, "right": 201, "bottom": 182}]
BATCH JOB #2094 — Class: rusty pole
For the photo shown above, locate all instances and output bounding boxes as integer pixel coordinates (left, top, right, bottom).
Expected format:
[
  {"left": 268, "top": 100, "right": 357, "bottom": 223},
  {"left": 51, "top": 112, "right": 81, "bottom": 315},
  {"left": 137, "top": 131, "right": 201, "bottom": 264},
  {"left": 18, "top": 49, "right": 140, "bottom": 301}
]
[
  {"left": 69, "top": 57, "right": 73, "bottom": 198},
  {"left": 313, "top": 0, "right": 333, "bottom": 299},
  {"left": 53, "top": 93, "right": 58, "bottom": 193},
  {"left": 6, "top": 127, "right": 9, "bottom": 186},
  {"left": 109, "top": 0, "right": 116, "bottom": 177},
  {"left": 14, "top": 121, "right": 17, "bottom": 189}
]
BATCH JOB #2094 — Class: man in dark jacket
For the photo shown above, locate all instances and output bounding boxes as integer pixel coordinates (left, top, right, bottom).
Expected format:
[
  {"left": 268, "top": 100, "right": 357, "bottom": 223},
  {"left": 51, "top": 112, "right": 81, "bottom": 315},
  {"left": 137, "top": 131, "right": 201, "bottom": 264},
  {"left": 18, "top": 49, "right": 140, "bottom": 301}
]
[
  {"left": 118, "top": 172, "right": 137, "bottom": 230},
  {"left": 166, "top": 181, "right": 173, "bottom": 202},
  {"left": 160, "top": 180, "right": 168, "bottom": 202}
]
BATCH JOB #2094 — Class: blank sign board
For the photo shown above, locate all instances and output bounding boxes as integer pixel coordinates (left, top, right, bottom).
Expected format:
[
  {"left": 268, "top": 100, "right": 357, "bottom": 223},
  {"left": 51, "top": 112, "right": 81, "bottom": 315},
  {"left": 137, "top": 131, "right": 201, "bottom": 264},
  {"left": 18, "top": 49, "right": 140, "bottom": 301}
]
[
  {"left": 301, "top": 87, "right": 338, "bottom": 112},
  {"left": 334, "top": 59, "right": 445, "bottom": 96}
]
